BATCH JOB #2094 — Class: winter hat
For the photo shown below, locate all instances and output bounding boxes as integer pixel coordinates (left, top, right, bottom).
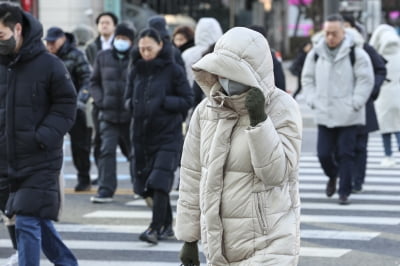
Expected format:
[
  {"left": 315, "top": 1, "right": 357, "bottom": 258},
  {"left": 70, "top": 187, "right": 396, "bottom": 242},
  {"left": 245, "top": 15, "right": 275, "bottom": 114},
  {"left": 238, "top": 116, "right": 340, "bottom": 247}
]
[
  {"left": 115, "top": 23, "right": 135, "bottom": 42},
  {"left": 148, "top": 15, "right": 169, "bottom": 39},
  {"left": 44, "top": 27, "right": 65, "bottom": 41}
]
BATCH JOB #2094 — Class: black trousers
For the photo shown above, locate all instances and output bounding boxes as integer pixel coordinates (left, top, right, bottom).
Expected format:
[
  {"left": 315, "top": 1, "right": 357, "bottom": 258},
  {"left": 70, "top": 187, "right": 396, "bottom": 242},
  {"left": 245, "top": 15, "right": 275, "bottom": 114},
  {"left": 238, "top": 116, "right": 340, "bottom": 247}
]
[
  {"left": 69, "top": 109, "right": 92, "bottom": 184},
  {"left": 92, "top": 105, "right": 130, "bottom": 168},
  {"left": 150, "top": 190, "right": 172, "bottom": 231},
  {"left": 317, "top": 125, "right": 357, "bottom": 197},
  {"left": 353, "top": 131, "right": 368, "bottom": 189}
]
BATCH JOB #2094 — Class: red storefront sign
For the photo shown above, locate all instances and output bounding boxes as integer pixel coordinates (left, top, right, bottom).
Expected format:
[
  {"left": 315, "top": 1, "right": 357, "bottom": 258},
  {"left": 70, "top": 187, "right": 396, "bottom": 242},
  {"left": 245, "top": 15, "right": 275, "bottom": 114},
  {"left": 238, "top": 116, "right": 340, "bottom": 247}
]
[{"left": 21, "top": 0, "right": 32, "bottom": 12}]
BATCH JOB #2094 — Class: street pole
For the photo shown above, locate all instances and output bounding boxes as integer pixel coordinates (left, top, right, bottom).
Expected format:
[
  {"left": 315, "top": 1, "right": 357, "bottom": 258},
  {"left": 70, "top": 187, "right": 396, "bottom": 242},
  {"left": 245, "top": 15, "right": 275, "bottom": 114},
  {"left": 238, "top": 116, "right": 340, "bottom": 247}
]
[
  {"left": 323, "top": 0, "right": 339, "bottom": 19},
  {"left": 230, "top": 0, "right": 236, "bottom": 28}
]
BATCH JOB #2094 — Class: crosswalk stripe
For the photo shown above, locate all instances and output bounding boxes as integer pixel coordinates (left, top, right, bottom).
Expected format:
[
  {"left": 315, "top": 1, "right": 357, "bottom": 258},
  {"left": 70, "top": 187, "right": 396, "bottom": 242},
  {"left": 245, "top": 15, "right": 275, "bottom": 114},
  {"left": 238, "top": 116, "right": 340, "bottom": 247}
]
[
  {"left": 83, "top": 210, "right": 171, "bottom": 219},
  {"left": 300, "top": 183, "right": 400, "bottom": 192},
  {"left": 84, "top": 210, "right": 400, "bottom": 225},
  {"left": 300, "top": 192, "right": 400, "bottom": 201},
  {"left": 0, "top": 239, "right": 351, "bottom": 258},
  {"left": 54, "top": 224, "right": 380, "bottom": 241},
  {"left": 300, "top": 247, "right": 351, "bottom": 258},
  {"left": 301, "top": 202, "right": 400, "bottom": 212},
  {"left": 300, "top": 230, "right": 379, "bottom": 241},
  {"left": 299, "top": 168, "right": 400, "bottom": 176},
  {"left": 300, "top": 175, "right": 400, "bottom": 184},
  {"left": 301, "top": 215, "right": 400, "bottom": 225},
  {"left": 125, "top": 197, "right": 400, "bottom": 208},
  {"left": 0, "top": 260, "right": 177, "bottom": 266}
]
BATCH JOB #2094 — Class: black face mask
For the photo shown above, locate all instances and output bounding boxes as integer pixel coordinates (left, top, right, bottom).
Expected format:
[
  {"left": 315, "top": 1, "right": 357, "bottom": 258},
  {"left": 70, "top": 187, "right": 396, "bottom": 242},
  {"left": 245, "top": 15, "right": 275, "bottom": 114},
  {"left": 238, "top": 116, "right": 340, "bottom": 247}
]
[{"left": 0, "top": 35, "right": 16, "bottom": 55}]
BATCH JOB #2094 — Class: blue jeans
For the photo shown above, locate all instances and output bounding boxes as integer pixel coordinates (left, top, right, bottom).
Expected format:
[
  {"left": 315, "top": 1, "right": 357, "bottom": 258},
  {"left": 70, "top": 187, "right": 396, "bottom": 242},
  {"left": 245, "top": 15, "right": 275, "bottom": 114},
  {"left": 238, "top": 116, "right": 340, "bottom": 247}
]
[
  {"left": 15, "top": 215, "right": 77, "bottom": 266},
  {"left": 382, "top": 132, "right": 400, "bottom": 156}
]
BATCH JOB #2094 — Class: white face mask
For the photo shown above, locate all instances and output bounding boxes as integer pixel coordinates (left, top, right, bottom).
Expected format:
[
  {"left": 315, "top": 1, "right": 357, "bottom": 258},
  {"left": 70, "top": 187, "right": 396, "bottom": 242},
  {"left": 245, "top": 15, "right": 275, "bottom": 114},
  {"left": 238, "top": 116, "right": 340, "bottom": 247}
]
[
  {"left": 113, "top": 39, "right": 131, "bottom": 52},
  {"left": 218, "top": 77, "right": 249, "bottom": 96}
]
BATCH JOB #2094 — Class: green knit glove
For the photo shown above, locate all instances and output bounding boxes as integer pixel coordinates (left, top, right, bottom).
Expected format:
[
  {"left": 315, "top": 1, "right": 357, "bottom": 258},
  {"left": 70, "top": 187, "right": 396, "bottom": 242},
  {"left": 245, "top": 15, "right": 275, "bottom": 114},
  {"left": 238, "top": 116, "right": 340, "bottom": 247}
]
[
  {"left": 245, "top": 87, "right": 267, "bottom": 126},
  {"left": 179, "top": 241, "right": 200, "bottom": 266}
]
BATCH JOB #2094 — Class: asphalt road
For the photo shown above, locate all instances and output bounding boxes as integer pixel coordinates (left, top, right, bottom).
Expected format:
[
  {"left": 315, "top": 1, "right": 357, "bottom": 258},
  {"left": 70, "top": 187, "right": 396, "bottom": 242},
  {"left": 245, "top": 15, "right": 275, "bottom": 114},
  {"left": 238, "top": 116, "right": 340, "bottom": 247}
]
[{"left": 0, "top": 124, "right": 399, "bottom": 265}]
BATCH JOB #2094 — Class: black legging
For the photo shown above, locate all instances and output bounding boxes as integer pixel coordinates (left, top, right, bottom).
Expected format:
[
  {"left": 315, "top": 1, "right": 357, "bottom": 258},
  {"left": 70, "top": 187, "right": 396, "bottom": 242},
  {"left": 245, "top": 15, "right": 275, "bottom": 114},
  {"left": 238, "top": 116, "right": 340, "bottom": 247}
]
[{"left": 150, "top": 190, "right": 172, "bottom": 231}]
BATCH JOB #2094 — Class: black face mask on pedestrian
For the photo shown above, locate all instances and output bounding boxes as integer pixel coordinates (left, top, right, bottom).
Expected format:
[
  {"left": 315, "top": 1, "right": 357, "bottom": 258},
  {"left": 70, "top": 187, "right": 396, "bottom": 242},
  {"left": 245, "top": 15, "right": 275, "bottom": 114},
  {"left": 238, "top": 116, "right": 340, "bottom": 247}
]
[{"left": 0, "top": 35, "right": 16, "bottom": 55}]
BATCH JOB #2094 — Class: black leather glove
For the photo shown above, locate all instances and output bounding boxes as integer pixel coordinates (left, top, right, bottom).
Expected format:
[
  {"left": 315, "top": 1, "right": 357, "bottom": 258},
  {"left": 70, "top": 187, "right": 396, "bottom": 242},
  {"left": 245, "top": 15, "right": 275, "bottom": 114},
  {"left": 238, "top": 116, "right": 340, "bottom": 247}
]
[
  {"left": 179, "top": 241, "right": 200, "bottom": 266},
  {"left": 245, "top": 87, "right": 267, "bottom": 126}
]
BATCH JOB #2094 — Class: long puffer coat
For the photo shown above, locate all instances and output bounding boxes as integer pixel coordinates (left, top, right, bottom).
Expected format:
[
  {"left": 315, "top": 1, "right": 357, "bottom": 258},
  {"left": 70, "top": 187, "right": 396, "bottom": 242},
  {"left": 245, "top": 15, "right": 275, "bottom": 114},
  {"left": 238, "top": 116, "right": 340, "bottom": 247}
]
[
  {"left": 176, "top": 27, "right": 302, "bottom": 265},
  {"left": 125, "top": 42, "right": 193, "bottom": 197},
  {"left": 369, "top": 24, "right": 400, "bottom": 134},
  {"left": 0, "top": 11, "right": 77, "bottom": 220}
]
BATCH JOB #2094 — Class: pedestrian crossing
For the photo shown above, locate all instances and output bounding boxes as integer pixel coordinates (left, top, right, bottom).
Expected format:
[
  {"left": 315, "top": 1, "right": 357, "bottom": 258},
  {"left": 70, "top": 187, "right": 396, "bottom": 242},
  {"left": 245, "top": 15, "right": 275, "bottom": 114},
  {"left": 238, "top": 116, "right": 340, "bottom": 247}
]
[{"left": 0, "top": 135, "right": 399, "bottom": 265}]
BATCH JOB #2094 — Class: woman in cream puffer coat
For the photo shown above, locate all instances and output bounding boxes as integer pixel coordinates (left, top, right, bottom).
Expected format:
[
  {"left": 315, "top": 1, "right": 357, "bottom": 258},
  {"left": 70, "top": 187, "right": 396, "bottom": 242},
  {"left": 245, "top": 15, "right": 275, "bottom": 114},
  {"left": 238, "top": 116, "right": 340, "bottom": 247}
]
[{"left": 176, "top": 27, "right": 302, "bottom": 266}]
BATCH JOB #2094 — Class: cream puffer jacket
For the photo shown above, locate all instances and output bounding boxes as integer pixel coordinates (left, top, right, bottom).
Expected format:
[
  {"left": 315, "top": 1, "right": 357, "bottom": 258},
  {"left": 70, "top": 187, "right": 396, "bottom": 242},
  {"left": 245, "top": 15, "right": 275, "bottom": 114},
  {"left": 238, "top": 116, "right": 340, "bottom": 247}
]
[{"left": 176, "top": 27, "right": 302, "bottom": 266}]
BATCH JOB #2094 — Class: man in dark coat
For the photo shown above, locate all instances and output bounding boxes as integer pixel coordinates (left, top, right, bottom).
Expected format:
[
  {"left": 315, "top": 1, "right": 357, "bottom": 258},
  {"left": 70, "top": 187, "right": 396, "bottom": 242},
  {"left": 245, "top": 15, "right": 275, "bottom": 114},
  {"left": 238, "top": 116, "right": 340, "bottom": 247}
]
[
  {"left": 89, "top": 23, "right": 134, "bottom": 202},
  {"left": 343, "top": 17, "right": 387, "bottom": 192},
  {"left": 0, "top": 3, "right": 77, "bottom": 265},
  {"left": 85, "top": 12, "right": 118, "bottom": 185},
  {"left": 45, "top": 26, "right": 93, "bottom": 192}
]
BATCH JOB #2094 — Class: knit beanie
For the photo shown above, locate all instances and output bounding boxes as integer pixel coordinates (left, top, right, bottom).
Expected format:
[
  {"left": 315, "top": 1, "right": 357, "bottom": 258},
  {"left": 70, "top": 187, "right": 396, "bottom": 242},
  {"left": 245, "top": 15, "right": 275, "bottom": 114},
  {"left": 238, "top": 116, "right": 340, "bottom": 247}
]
[
  {"left": 115, "top": 23, "right": 135, "bottom": 42},
  {"left": 148, "top": 15, "right": 169, "bottom": 39}
]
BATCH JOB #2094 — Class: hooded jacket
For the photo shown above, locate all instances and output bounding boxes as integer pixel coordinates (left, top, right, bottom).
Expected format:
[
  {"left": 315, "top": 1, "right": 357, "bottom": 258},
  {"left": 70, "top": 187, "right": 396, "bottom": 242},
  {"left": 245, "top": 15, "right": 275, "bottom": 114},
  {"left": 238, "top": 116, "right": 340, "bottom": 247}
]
[
  {"left": 125, "top": 39, "right": 193, "bottom": 196},
  {"left": 0, "top": 11, "right": 76, "bottom": 219},
  {"left": 148, "top": 15, "right": 185, "bottom": 71},
  {"left": 302, "top": 34, "right": 374, "bottom": 128},
  {"left": 369, "top": 25, "right": 400, "bottom": 134},
  {"left": 176, "top": 27, "right": 302, "bottom": 265},
  {"left": 182, "top": 17, "right": 223, "bottom": 87}
]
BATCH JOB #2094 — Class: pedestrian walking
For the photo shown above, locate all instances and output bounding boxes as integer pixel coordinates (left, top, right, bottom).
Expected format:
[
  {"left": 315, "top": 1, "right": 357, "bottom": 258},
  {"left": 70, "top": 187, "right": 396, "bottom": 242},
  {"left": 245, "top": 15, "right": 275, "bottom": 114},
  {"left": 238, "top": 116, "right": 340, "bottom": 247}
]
[
  {"left": 85, "top": 12, "right": 119, "bottom": 185},
  {"left": 302, "top": 14, "right": 374, "bottom": 204},
  {"left": 148, "top": 15, "right": 186, "bottom": 71},
  {"left": 45, "top": 26, "right": 93, "bottom": 192},
  {"left": 344, "top": 24, "right": 387, "bottom": 193},
  {"left": 89, "top": 23, "right": 135, "bottom": 203},
  {"left": 289, "top": 40, "right": 312, "bottom": 99},
  {"left": 0, "top": 3, "right": 78, "bottom": 265},
  {"left": 182, "top": 17, "right": 223, "bottom": 88},
  {"left": 125, "top": 28, "right": 193, "bottom": 245},
  {"left": 1, "top": 215, "right": 18, "bottom": 265},
  {"left": 172, "top": 25, "right": 194, "bottom": 53},
  {"left": 248, "top": 25, "right": 287, "bottom": 92},
  {"left": 85, "top": 12, "right": 118, "bottom": 65},
  {"left": 176, "top": 27, "right": 302, "bottom": 266},
  {"left": 369, "top": 24, "right": 400, "bottom": 167}
]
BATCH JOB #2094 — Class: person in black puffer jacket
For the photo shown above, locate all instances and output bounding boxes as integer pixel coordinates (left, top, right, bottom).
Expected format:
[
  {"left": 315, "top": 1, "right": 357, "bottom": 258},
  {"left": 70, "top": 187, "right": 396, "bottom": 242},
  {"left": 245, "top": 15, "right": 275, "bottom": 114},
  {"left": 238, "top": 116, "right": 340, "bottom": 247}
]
[
  {"left": 89, "top": 23, "right": 135, "bottom": 203},
  {"left": 45, "top": 26, "right": 93, "bottom": 191},
  {"left": 0, "top": 3, "right": 77, "bottom": 265},
  {"left": 125, "top": 28, "right": 193, "bottom": 245}
]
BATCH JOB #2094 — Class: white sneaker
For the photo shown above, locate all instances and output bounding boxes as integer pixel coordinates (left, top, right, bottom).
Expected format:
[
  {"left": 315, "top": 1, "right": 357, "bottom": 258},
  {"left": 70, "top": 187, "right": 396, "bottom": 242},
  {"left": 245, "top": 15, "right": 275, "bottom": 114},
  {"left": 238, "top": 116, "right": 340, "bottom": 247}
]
[
  {"left": 4, "top": 251, "right": 18, "bottom": 266},
  {"left": 380, "top": 156, "right": 396, "bottom": 167}
]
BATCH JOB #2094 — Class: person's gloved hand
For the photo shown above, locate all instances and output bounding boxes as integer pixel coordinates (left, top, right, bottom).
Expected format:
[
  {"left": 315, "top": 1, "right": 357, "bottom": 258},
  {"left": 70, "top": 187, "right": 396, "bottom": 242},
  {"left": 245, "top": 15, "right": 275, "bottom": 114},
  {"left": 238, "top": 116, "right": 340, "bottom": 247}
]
[
  {"left": 77, "top": 89, "right": 90, "bottom": 111},
  {"left": 245, "top": 87, "right": 267, "bottom": 127},
  {"left": 179, "top": 241, "right": 200, "bottom": 266}
]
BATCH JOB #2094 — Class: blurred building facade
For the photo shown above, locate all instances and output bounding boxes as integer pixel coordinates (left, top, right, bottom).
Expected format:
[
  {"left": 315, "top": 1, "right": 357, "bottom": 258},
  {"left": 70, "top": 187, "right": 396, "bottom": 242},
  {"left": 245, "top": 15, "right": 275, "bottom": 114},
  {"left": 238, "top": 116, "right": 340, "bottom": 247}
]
[{"left": 7, "top": 0, "right": 400, "bottom": 57}]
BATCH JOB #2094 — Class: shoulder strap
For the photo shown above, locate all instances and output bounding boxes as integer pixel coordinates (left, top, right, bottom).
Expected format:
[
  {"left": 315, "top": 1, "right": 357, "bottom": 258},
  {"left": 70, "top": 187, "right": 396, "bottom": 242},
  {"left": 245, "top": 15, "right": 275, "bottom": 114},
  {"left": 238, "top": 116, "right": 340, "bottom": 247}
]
[
  {"left": 314, "top": 52, "right": 319, "bottom": 62},
  {"left": 349, "top": 45, "right": 355, "bottom": 66}
]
